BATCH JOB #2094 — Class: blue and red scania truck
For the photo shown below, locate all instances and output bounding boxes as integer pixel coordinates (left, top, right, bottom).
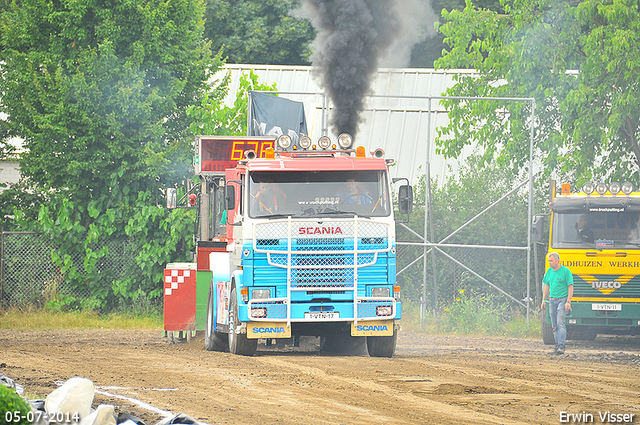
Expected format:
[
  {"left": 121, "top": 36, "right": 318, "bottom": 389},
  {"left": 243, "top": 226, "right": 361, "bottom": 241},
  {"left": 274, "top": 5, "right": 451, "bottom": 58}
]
[{"left": 163, "top": 133, "right": 412, "bottom": 357}]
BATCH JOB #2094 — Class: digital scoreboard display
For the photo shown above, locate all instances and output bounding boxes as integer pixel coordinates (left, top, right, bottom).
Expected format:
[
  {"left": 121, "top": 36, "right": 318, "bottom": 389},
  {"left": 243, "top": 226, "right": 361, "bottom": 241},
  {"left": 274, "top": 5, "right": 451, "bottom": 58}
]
[{"left": 196, "top": 136, "right": 276, "bottom": 173}]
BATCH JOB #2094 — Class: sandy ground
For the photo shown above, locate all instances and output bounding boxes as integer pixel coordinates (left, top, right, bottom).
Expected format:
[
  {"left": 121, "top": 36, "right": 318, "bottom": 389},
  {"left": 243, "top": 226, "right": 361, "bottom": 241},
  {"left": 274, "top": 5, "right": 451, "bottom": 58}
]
[{"left": 1, "top": 329, "right": 640, "bottom": 425}]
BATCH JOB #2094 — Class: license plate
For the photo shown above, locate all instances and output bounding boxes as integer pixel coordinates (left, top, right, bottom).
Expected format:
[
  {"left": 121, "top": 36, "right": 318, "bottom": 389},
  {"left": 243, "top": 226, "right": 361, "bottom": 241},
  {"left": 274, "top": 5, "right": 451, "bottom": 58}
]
[
  {"left": 592, "top": 304, "right": 622, "bottom": 311},
  {"left": 304, "top": 312, "right": 339, "bottom": 320}
]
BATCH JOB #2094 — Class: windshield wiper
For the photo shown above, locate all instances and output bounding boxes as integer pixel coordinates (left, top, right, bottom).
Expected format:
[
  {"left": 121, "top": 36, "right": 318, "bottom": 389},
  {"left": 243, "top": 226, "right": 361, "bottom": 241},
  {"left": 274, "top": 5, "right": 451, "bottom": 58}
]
[
  {"left": 314, "top": 209, "right": 353, "bottom": 217},
  {"left": 255, "top": 213, "right": 293, "bottom": 220}
]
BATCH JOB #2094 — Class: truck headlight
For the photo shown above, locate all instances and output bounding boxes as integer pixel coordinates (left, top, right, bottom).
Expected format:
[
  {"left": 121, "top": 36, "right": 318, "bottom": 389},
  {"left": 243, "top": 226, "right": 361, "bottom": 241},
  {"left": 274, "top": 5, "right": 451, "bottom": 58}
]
[
  {"left": 251, "top": 307, "right": 267, "bottom": 318},
  {"left": 277, "top": 135, "right": 292, "bottom": 150},
  {"left": 595, "top": 182, "right": 608, "bottom": 195},
  {"left": 582, "top": 182, "right": 594, "bottom": 194},
  {"left": 609, "top": 182, "right": 621, "bottom": 194},
  {"left": 318, "top": 136, "right": 331, "bottom": 149},
  {"left": 299, "top": 135, "right": 312, "bottom": 149},
  {"left": 376, "top": 305, "right": 393, "bottom": 316},
  {"left": 337, "top": 133, "right": 353, "bottom": 149},
  {"left": 371, "top": 287, "right": 390, "bottom": 298},
  {"left": 252, "top": 289, "right": 271, "bottom": 299}
]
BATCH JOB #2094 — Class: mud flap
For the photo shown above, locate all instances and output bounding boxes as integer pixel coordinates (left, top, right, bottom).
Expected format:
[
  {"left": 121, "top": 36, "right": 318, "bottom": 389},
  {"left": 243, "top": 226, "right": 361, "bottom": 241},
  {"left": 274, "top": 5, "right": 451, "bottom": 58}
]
[{"left": 350, "top": 320, "right": 394, "bottom": 336}]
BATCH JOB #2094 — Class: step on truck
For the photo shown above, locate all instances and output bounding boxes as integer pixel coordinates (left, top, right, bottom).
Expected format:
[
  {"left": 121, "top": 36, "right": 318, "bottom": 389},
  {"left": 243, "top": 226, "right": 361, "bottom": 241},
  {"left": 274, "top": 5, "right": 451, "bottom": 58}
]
[
  {"left": 166, "top": 134, "right": 413, "bottom": 356},
  {"left": 539, "top": 181, "right": 640, "bottom": 343}
]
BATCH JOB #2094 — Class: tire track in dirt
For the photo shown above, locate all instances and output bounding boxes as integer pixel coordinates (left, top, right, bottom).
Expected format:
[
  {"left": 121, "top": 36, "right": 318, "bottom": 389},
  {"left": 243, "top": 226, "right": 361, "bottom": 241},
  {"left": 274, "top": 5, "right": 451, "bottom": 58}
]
[{"left": 255, "top": 355, "right": 532, "bottom": 424}]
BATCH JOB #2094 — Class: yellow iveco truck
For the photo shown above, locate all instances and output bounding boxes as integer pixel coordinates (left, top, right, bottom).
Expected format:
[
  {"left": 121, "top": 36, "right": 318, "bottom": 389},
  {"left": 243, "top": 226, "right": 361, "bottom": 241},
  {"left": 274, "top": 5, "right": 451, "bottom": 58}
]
[{"left": 541, "top": 181, "right": 640, "bottom": 343}]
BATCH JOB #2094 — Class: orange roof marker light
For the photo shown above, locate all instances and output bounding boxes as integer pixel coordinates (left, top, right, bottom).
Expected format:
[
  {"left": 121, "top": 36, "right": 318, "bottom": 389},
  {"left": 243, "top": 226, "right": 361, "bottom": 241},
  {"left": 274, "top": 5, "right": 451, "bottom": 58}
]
[
  {"left": 264, "top": 147, "right": 275, "bottom": 159},
  {"left": 561, "top": 183, "right": 571, "bottom": 195},
  {"left": 356, "top": 146, "right": 366, "bottom": 158}
]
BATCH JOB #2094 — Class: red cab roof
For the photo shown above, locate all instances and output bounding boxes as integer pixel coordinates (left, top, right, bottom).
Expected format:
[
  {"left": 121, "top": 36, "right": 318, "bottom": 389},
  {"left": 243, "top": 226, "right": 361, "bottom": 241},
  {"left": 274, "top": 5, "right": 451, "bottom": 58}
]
[{"left": 245, "top": 155, "right": 388, "bottom": 172}]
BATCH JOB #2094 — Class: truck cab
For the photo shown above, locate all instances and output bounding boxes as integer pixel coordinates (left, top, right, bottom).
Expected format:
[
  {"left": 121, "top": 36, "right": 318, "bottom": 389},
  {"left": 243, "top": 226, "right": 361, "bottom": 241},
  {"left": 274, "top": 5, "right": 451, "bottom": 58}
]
[{"left": 542, "top": 182, "right": 640, "bottom": 343}]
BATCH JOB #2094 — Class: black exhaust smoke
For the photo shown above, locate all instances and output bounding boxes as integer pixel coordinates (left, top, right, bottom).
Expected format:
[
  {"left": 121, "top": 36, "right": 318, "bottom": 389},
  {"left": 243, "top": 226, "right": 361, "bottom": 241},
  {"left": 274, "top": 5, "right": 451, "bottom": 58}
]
[{"left": 300, "top": 0, "right": 400, "bottom": 138}]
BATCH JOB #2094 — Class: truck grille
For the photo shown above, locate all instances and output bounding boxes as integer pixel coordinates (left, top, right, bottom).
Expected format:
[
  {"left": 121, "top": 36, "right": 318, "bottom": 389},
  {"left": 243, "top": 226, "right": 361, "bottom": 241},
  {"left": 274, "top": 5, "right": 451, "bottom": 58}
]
[
  {"left": 253, "top": 219, "right": 391, "bottom": 289},
  {"left": 573, "top": 274, "right": 640, "bottom": 298}
]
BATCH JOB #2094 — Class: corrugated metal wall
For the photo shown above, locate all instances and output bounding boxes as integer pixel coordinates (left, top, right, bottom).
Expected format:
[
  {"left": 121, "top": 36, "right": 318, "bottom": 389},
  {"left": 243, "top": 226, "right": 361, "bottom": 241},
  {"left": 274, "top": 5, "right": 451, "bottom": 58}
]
[{"left": 217, "top": 64, "right": 478, "bottom": 184}]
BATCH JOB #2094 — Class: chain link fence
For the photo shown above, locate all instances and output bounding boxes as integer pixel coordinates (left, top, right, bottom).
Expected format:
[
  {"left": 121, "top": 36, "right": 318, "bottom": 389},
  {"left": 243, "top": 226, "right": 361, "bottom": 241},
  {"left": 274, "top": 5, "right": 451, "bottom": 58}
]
[
  {"left": 1, "top": 231, "right": 137, "bottom": 308},
  {"left": 2, "top": 191, "right": 542, "bottom": 314},
  {"left": 395, "top": 186, "right": 542, "bottom": 316},
  {"left": 396, "top": 244, "right": 530, "bottom": 307}
]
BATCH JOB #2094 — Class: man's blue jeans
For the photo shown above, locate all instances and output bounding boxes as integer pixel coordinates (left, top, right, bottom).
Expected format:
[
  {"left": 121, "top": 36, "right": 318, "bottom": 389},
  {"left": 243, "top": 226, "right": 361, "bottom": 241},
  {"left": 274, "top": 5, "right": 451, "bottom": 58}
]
[{"left": 549, "top": 296, "right": 568, "bottom": 348}]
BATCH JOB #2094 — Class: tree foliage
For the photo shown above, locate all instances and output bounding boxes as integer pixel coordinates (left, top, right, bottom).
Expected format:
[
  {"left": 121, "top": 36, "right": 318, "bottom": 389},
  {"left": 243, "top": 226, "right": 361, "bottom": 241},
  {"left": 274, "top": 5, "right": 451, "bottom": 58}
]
[
  {"left": 187, "top": 69, "right": 277, "bottom": 136},
  {"left": 204, "top": 0, "right": 315, "bottom": 65},
  {"left": 435, "top": 0, "right": 640, "bottom": 186},
  {"left": 0, "top": 0, "right": 220, "bottom": 308},
  {"left": 410, "top": 0, "right": 505, "bottom": 68}
]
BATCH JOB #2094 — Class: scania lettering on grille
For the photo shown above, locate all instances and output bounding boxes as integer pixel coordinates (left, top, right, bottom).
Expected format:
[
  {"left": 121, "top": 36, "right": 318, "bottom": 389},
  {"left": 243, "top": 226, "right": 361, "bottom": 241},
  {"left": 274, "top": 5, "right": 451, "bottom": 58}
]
[
  {"left": 591, "top": 281, "right": 622, "bottom": 289},
  {"left": 299, "top": 226, "right": 343, "bottom": 235},
  {"left": 253, "top": 327, "right": 286, "bottom": 334},
  {"left": 356, "top": 325, "right": 388, "bottom": 332}
]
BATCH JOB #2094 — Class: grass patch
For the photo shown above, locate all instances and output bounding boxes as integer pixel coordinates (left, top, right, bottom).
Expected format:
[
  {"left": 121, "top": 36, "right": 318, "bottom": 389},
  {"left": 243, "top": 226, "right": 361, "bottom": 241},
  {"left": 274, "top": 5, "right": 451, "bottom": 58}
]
[
  {"left": 402, "top": 290, "right": 542, "bottom": 339},
  {"left": 0, "top": 306, "right": 162, "bottom": 330}
]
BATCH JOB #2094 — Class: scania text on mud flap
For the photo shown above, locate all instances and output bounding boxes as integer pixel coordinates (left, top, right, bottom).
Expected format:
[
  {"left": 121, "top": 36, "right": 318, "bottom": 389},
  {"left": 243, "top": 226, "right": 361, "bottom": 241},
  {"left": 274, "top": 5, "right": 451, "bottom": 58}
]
[
  {"left": 540, "top": 181, "right": 640, "bottom": 344},
  {"left": 165, "top": 134, "right": 412, "bottom": 357}
]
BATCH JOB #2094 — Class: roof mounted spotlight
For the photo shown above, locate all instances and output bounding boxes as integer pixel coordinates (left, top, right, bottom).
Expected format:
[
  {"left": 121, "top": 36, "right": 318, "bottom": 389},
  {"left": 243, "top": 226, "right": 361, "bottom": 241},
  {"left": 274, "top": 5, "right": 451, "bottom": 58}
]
[
  {"left": 318, "top": 136, "right": 331, "bottom": 150},
  {"left": 337, "top": 133, "right": 353, "bottom": 149},
  {"left": 299, "top": 135, "right": 312, "bottom": 150},
  {"left": 582, "top": 182, "right": 595, "bottom": 195},
  {"left": 622, "top": 182, "right": 634, "bottom": 195},
  {"left": 595, "top": 182, "right": 608, "bottom": 195},
  {"left": 609, "top": 182, "right": 621, "bottom": 195},
  {"left": 276, "top": 134, "right": 292, "bottom": 150}
]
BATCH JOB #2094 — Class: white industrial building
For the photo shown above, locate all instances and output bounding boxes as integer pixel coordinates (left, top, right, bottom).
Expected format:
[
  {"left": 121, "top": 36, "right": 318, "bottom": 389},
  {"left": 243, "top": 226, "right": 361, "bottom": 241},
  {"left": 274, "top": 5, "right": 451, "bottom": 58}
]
[
  {"left": 0, "top": 157, "right": 20, "bottom": 190},
  {"left": 218, "top": 64, "right": 475, "bottom": 185},
  {"left": 1, "top": 66, "right": 472, "bottom": 188}
]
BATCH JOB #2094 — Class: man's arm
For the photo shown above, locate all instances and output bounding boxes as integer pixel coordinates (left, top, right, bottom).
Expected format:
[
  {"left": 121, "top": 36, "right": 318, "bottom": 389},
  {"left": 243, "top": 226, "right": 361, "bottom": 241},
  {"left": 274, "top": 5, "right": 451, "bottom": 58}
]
[
  {"left": 565, "top": 284, "right": 574, "bottom": 311},
  {"left": 541, "top": 284, "right": 550, "bottom": 311}
]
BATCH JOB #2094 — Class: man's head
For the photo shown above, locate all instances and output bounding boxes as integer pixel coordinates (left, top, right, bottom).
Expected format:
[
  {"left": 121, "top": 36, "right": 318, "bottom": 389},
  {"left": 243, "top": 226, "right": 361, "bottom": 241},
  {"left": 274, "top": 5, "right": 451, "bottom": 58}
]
[
  {"left": 577, "top": 215, "right": 588, "bottom": 230},
  {"left": 548, "top": 252, "right": 561, "bottom": 270},
  {"left": 346, "top": 178, "right": 358, "bottom": 193}
]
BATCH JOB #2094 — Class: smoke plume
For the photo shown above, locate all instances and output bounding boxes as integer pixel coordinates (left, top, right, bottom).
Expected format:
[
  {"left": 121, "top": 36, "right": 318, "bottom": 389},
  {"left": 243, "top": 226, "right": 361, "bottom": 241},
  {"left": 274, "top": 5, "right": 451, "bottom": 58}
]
[{"left": 297, "top": 0, "right": 437, "bottom": 138}]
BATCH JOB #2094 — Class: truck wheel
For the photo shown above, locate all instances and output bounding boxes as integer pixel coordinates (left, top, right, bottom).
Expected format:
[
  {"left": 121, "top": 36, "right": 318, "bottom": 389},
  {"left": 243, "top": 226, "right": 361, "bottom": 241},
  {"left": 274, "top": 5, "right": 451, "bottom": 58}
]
[
  {"left": 205, "top": 283, "right": 229, "bottom": 352},
  {"left": 367, "top": 329, "right": 398, "bottom": 358},
  {"left": 228, "top": 287, "right": 257, "bottom": 356},
  {"left": 541, "top": 311, "right": 555, "bottom": 345}
]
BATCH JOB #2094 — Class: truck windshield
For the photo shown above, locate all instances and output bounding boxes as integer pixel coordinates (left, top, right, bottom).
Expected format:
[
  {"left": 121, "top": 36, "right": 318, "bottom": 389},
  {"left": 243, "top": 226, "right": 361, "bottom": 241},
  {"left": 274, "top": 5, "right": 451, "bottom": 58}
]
[
  {"left": 248, "top": 170, "right": 391, "bottom": 218},
  {"left": 552, "top": 212, "right": 640, "bottom": 248}
]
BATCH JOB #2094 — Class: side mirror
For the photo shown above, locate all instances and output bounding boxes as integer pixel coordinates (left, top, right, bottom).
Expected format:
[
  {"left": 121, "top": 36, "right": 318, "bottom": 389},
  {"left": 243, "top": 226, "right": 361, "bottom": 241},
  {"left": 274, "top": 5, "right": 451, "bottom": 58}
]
[
  {"left": 166, "top": 188, "right": 177, "bottom": 209},
  {"left": 532, "top": 215, "right": 545, "bottom": 243},
  {"left": 398, "top": 185, "right": 413, "bottom": 215},
  {"left": 225, "top": 186, "right": 236, "bottom": 210}
]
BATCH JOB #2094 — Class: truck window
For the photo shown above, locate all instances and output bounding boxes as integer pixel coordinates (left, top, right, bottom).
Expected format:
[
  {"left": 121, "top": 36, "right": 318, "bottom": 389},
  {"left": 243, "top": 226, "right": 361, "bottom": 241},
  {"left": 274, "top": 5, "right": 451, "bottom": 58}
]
[
  {"left": 248, "top": 170, "right": 391, "bottom": 218},
  {"left": 551, "top": 211, "right": 640, "bottom": 248},
  {"left": 208, "top": 179, "right": 226, "bottom": 239}
]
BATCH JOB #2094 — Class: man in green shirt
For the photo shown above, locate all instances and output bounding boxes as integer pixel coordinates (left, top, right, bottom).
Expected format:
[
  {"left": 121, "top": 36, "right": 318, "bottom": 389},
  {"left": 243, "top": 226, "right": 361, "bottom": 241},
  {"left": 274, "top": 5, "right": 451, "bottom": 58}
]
[{"left": 540, "top": 252, "right": 574, "bottom": 355}]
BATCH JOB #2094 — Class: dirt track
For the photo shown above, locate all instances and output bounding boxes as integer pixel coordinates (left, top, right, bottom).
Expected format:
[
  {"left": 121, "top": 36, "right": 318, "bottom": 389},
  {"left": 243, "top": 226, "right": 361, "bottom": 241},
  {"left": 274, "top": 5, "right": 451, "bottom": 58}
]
[{"left": 1, "top": 329, "right": 640, "bottom": 425}]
